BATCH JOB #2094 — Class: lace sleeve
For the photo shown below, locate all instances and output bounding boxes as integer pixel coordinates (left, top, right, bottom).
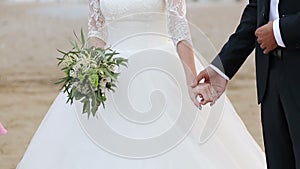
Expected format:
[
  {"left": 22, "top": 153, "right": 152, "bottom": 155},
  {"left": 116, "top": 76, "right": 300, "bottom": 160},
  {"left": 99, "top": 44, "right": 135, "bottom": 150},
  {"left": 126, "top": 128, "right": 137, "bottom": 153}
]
[
  {"left": 165, "top": 0, "right": 193, "bottom": 47},
  {"left": 88, "top": 0, "right": 107, "bottom": 43}
]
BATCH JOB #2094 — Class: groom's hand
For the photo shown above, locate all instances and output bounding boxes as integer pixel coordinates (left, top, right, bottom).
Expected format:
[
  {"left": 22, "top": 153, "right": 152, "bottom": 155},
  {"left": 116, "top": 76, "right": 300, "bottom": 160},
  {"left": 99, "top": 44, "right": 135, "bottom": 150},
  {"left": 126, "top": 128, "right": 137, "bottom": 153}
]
[
  {"left": 191, "top": 67, "right": 228, "bottom": 107},
  {"left": 255, "top": 21, "right": 278, "bottom": 54}
]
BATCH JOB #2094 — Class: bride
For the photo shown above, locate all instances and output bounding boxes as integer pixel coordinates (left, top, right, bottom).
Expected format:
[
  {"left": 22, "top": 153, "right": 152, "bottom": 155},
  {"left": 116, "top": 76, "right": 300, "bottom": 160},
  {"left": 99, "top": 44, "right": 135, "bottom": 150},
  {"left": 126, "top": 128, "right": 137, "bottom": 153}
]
[{"left": 17, "top": 0, "right": 267, "bottom": 168}]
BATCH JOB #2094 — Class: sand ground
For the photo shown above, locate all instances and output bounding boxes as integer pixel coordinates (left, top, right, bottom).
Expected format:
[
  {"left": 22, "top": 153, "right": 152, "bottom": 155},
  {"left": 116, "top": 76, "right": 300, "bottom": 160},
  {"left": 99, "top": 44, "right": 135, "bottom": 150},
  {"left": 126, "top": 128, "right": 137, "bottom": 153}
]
[{"left": 0, "top": 2, "right": 263, "bottom": 169}]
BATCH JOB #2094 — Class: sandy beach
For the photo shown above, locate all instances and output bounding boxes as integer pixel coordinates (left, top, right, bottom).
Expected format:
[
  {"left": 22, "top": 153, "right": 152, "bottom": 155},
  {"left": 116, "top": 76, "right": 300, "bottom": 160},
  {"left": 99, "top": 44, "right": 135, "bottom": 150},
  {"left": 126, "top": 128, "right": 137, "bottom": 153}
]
[{"left": 0, "top": 2, "right": 263, "bottom": 168}]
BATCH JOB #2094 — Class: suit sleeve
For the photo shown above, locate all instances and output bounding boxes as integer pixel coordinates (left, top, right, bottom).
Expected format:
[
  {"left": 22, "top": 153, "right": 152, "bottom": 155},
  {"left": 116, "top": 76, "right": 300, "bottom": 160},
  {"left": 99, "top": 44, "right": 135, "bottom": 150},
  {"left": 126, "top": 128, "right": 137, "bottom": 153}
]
[
  {"left": 279, "top": 12, "right": 300, "bottom": 49},
  {"left": 211, "top": 0, "right": 257, "bottom": 79}
]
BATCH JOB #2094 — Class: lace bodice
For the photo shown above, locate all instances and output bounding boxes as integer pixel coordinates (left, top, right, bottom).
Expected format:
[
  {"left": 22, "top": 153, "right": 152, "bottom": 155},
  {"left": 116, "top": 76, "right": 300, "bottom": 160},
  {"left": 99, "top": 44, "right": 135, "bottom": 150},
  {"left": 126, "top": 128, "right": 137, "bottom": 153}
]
[{"left": 88, "top": 0, "right": 192, "bottom": 47}]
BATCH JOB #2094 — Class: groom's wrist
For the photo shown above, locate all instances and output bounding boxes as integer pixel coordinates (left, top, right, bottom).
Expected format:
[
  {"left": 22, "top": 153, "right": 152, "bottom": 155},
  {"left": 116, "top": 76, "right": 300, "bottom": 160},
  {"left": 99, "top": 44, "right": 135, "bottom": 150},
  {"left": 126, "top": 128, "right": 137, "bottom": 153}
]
[{"left": 209, "top": 64, "right": 230, "bottom": 81}]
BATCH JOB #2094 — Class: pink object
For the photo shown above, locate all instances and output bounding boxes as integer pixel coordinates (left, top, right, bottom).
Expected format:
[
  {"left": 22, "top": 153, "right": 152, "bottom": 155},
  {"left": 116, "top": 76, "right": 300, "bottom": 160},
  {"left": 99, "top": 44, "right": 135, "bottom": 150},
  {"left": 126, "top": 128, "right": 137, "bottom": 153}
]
[{"left": 0, "top": 123, "right": 7, "bottom": 135}]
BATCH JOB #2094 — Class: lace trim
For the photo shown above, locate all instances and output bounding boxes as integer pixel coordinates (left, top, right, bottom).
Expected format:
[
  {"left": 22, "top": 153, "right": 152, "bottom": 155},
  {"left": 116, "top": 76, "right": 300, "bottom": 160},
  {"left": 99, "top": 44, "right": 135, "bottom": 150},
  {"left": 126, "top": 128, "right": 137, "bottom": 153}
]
[
  {"left": 88, "top": 0, "right": 107, "bottom": 42},
  {"left": 166, "top": 0, "right": 193, "bottom": 47}
]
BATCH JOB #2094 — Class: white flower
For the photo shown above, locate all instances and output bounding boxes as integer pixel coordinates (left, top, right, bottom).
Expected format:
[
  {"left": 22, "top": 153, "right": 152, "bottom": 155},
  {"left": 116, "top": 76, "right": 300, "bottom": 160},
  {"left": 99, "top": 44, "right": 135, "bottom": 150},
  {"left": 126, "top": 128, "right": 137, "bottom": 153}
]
[
  {"left": 99, "top": 77, "right": 110, "bottom": 92},
  {"left": 61, "top": 55, "right": 75, "bottom": 67},
  {"left": 75, "top": 54, "right": 98, "bottom": 73},
  {"left": 73, "top": 63, "right": 81, "bottom": 73},
  {"left": 99, "top": 78, "right": 106, "bottom": 88},
  {"left": 106, "top": 77, "right": 112, "bottom": 83},
  {"left": 69, "top": 70, "right": 75, "bottom": 78},
  {"left": 69, "top": 53, "right": 79, "bottom": 61},
  {"left": 90, "top": 61, "right": 97, "bottom": 68},
  {"left": 109, "top": 65, "right": 119, "bottom": 73}
]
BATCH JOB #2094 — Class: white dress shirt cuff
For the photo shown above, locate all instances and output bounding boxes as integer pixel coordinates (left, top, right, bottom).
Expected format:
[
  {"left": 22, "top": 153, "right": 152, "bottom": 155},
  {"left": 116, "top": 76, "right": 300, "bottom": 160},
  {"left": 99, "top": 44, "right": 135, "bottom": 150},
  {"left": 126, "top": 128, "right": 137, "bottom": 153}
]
[
  {"left": 209, "top": 64, "right": 230, "bottom": 81},
  {"left": 273, "top": 18, "right": 286, "bottom": 48}
]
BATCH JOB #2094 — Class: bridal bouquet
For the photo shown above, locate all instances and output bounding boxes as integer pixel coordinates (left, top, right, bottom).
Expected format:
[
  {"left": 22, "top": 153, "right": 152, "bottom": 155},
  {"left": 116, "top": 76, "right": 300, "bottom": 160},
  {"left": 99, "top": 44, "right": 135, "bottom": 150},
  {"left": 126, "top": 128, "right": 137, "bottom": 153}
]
[{"left": 56, "top": 30, "right": 128, "bottom": 117}]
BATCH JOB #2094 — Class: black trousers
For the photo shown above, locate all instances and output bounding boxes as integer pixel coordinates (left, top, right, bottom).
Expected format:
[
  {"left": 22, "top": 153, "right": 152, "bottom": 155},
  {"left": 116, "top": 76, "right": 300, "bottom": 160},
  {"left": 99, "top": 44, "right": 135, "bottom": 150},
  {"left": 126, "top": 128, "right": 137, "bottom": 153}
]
[{"left": 261, "top": 54, "right": 300, "bottom": 169}]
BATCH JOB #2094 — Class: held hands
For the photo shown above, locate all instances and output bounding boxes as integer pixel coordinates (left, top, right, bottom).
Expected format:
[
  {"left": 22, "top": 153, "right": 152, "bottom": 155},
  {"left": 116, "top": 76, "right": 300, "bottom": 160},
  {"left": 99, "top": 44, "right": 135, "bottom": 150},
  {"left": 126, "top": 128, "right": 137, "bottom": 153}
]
[
  {"left": 188, "top": 21, "right": 278, "bottom": 108},
  {"left": 189, "top": 67, "right": 227, "bottom": 108},
  {"left": 255, "top": 21, "right": 278, "bottom": 54}
]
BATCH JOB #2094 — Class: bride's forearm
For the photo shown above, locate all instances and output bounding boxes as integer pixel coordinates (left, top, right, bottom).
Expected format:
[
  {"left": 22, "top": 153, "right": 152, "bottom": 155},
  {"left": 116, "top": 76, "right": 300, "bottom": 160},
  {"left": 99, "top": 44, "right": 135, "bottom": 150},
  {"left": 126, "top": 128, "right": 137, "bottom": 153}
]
[{"left": 177, "top": 41, "right": 197, "bottom": 85}]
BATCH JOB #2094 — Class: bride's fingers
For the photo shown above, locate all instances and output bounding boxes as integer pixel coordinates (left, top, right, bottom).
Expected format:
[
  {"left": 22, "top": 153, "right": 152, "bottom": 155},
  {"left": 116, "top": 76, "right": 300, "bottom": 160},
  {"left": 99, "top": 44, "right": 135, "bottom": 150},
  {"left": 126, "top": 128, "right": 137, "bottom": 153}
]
[
  {"left": 191, "top": 93, "right": 201, "bottom": 108},
  {"left": 195, "top": 84, "right": 214, "bottom": 105}
]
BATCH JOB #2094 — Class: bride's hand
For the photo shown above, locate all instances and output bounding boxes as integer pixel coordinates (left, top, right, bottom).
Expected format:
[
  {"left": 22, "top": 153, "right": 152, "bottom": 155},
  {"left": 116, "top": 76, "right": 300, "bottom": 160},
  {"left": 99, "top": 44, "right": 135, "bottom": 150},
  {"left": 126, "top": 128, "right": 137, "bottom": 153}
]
[
  {"left": 191, "top": 66, "right": 228, "bottom": 106},
  {"left": 88, "top": 37, "right": 106, "bottom": 49},
  {"left": 188, "top": 83, "right": 215, "bottom": 109},
  {"left": 188, "top": 84, "right": 202, "bottom": 108}
]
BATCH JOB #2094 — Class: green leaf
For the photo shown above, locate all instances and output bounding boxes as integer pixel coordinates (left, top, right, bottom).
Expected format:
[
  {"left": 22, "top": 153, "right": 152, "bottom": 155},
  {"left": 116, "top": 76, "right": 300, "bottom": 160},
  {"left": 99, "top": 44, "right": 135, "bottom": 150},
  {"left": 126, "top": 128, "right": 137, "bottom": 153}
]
[
  {"left": 69, "top": 39, "right": 76, "bottom": 48},
  {"left": 91, "top": 106, "right": 98, "bottom": 117},
  {"left": 118, "top": 63, "right": 127, "bottom": 67},
  {"left": 74, "top": 90, "right": 85, "bottom": 100},
  {"left": 80, "top": 28, "right": 86, "bottom": 48},
  {"left": 101, "top": 101, "right": 106, "bottom": 109},
  {"left": 57, "top": 49, "right": 67, "bottom": 55},
  {"left": 107, "top": 54, "right": 113, "bottom": 61},
  {"left": 73, "top": 30, "right": 80, "bottom": 42},
  {"left": 83, "top": 99, "right": 91, "bottom": 118},
  {"left": 103, "top": 69, "right": 117, "bottom": 80},
  {"left": 54, "top": 76, "right": 70, "bottom": 85},
  {"left": 66, "top": 89, "right": 74, "bottom": 104},
  {"left": 109, "top": 88, "right": 115, "bottom": 92}
]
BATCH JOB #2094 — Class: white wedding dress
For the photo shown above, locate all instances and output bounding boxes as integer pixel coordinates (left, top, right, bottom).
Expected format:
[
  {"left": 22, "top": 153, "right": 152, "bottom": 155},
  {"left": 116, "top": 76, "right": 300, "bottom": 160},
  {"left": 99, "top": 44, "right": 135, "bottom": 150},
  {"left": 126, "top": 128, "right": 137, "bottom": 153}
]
[{"left": 17, "top": 0, "right": 267, "bottom": 168}]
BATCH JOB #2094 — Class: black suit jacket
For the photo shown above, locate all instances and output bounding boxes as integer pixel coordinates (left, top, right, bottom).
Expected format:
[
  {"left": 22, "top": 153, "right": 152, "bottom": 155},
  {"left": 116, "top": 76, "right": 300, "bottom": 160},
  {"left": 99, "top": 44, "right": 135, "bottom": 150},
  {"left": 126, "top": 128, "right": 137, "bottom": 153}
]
[{"left": 212, "top": 0, "right": 300, "bottom": 103}]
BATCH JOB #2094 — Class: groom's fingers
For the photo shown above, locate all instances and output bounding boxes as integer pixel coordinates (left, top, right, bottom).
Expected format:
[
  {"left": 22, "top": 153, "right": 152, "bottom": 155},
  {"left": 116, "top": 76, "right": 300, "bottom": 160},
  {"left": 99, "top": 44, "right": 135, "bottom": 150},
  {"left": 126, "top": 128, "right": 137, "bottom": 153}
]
[
  {"left": 200, "top": 87, "right": 214, "bottom": 105},
  {"left": 260, "top": 43, "right": 266, "bottom": 50},
  {"left": 255, "top": 21, "right": 278, "bottom": 54},
  {"left": 191, "top": 70, "right": 208, "bottom": 88}
]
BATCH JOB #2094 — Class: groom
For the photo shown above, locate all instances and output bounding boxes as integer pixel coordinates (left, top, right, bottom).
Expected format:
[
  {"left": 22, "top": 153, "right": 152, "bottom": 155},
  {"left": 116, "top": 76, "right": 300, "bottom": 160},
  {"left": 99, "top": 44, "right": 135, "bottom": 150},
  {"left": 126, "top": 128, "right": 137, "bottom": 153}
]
[{"left": 191, "top": 0, "right": 300, "bottom": 168}]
